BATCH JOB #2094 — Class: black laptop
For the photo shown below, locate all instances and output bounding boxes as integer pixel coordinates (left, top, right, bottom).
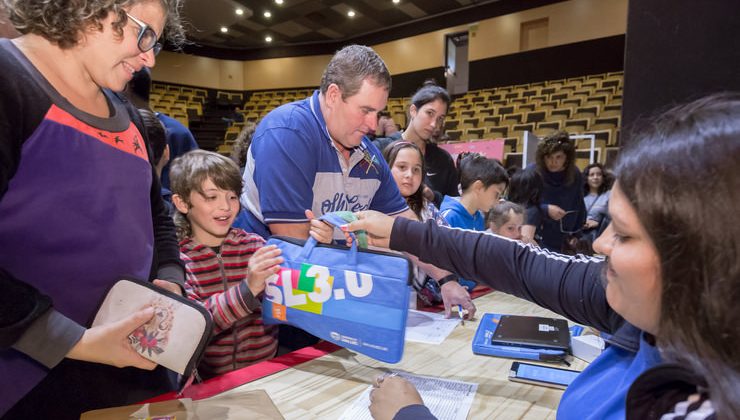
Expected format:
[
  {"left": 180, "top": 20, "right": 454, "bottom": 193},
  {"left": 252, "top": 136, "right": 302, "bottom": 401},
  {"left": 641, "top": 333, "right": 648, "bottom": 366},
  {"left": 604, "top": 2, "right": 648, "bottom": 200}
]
[{"left": 491, "top": 315, "right": 571, "bottom": 351}]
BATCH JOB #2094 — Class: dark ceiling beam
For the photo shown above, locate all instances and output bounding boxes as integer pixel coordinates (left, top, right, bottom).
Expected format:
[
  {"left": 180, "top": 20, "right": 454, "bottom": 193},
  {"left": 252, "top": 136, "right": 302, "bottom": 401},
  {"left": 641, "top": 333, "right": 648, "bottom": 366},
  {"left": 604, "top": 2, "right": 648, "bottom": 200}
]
[{"left": 170, "top": 0, "right": 567, "bottom": 61}]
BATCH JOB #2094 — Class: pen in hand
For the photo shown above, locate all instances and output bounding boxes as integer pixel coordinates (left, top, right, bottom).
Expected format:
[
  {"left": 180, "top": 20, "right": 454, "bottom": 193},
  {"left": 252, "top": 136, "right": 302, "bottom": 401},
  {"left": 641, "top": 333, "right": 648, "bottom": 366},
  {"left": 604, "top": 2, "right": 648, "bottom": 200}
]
[{"left": 458, "top": 304, "right": 466, "bottom": 326}]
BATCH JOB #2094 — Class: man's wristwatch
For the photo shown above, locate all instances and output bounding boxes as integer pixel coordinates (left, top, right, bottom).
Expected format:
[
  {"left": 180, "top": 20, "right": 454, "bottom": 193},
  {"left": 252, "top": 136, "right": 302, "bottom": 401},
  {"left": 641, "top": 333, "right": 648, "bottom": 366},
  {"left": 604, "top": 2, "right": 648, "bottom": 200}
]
[{"left": 437, "top": 274, "right": 459, "bottom": 287}]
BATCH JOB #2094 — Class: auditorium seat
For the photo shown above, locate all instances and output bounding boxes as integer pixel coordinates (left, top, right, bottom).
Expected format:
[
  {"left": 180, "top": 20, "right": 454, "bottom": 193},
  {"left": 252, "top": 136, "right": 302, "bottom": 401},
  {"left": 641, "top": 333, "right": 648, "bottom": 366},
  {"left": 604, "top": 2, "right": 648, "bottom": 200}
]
[
  {"left": 487, "top": 126, "right": 509, "bottom": 138},
  {"left": 512, "top": 123, "right": 535, "bottom": 133},
  {"left": 537, "top": 121, "right": 562, "bottom": 131},
  {"left": 502, "top": 113, "right": 524, "bottom": 125},
  {"left": 575, "top": 105, "right": 600, "bottom": 118},
  {"left": 550, "top": 107, "right": 573, "bottom": 119},
  {"left": 516, "top": 103, "right": 536, "bottom": 112},
  {"left": 465, "top": 128, "right": 485, "bottom": 140},
  {"left": 497, "top": 105, "right": 516, "bottom": 116},
  {"left": 561, "top": 98, "right": 583, "bottom": 108},
  {"left": 446, "top": 129, "right": 463, "bottom": 141},
  {"left": 550, "top": 92, "right": 569, "bottom": 102},
  {"left": 481, "top": 115, "right": 501, "bottom": 127},
  {"left": 564, "top": 118, "right": 591, "bottom": 132},
  {"left": 461, "top": 118, "right": 478, "bottom": 129},
  {"left": 585, "top": 129, "right": 618, "bottom": 146},
  {"left": 525, "top": 110, "right": 547, "bottom": 124}
]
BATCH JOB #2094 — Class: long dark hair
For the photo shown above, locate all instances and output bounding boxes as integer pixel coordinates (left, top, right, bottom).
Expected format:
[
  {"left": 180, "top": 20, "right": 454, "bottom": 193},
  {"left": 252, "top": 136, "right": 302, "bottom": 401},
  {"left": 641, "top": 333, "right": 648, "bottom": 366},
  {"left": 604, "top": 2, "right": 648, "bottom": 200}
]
[
  {"left": 582, "top": 163, "right": 613, "bottom": 195},
  {"left": 616, "top": 93, "right": 740, "bottom": 418},
  {"left": 410, "top": 82, "right": 451, "bottom": 115},
  {"left": 507, "top": 168, "right": 543, "bottom": 207},
  {"left": 383, "top": 141, "right": 426, "bottom": 220}
]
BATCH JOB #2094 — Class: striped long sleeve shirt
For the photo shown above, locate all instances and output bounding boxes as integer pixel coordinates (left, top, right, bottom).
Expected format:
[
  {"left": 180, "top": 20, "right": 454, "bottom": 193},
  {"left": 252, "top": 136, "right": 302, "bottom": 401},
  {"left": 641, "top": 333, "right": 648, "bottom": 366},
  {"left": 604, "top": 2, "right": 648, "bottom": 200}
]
[{"left": 180, "top": 228, "right": 278, "bottom": 378}]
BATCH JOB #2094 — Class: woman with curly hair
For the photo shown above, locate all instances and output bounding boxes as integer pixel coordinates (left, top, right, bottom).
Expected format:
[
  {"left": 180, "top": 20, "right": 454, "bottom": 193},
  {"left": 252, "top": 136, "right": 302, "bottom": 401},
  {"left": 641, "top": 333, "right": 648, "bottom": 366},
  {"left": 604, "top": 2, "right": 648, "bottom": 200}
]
[
  {"left": 0, "top": 0, "right": 186, "bottom": 418},
  {"left": 530, "top": 131, "right": 587, "bottom": 252}
]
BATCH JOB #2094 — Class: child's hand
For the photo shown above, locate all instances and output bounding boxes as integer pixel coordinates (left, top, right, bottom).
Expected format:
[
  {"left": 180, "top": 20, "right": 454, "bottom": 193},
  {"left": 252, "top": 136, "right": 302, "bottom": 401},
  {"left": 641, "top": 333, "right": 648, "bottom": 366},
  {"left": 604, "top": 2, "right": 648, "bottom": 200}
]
[{"left": 246, "top": 245, "right": 283, "bottom": 296}]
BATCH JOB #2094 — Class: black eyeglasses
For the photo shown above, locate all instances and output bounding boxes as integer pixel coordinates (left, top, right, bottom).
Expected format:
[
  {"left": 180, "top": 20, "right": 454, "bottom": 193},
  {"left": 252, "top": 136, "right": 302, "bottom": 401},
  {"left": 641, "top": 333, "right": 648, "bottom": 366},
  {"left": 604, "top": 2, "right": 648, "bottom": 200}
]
[
  {"left": 559, "top": 210, "right": 582, "bottom": 234},
  {"left": 126, "top": 13, "right": 162, "bottom": 56}
]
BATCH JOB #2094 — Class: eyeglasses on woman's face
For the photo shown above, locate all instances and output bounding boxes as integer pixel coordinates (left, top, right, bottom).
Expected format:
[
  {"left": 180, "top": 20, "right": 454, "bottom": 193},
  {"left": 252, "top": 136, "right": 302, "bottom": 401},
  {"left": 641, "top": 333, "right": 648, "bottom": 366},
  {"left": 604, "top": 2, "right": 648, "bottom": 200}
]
[{"left": 126, "top": 12, "right": 162, "bottom": 56}]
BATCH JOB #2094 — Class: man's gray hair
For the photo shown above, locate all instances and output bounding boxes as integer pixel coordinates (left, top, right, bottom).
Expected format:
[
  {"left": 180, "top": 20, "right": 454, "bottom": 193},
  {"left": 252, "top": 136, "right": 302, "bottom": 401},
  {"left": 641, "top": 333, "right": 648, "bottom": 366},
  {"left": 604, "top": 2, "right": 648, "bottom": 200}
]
[{"left": 320, "top": 44, "right": 391, "bottom": 99}]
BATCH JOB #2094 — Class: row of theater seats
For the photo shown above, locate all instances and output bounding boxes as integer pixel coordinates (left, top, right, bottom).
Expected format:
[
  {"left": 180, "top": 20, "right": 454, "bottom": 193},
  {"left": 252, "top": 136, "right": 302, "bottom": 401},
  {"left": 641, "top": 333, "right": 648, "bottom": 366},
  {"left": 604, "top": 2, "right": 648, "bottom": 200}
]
[
  {"left": 150, "top": 83, "right": 208, "bottom": 128},
  {"left": 150, "top": 83, "right": 249, "bottom": 150},
  {"left": 150, "top": 83, "right": 245, "bottom": 124},
  {"left": 239, "top": 89, "right": 315, "bottom": 121},
  {"left": 441, "top": 71, "right": 622, "bottom": 145},
  {"left": 214, "top": 89, "right": 315, "bottom": 155},
  {"left": 432, "top": 71, "right": 624, "bottom": 168},
  {"left": 151, "top": 71, "right": 623, "bottom": 169}
]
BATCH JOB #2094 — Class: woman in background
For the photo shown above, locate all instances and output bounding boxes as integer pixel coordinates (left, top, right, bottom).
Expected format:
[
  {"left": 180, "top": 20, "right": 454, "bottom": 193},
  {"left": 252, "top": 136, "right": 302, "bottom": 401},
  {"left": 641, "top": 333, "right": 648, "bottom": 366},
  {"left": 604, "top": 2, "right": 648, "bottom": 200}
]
[
  {"left": 530, "top": 132, "right": 586, "bottom": 252},
  {"left": 374, "top": 82, "right": 459, "bottom": 208},
  {"left": 582, "top": 163, "right": 613, "bottom": 243}
]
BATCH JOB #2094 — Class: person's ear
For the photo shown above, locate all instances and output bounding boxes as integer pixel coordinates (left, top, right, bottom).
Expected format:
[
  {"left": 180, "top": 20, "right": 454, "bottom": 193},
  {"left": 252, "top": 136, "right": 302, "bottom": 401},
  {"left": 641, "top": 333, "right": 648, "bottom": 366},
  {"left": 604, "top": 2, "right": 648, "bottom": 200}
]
[
  {"left": 172, "top": 194, "right": 189, "bottom": 214},
  {"left": 409, "top": 104, "right": 418, "bottom": 121},
  {"left": 326, "top": 83, "right": 341, "bottom": 108},
  {"left": 157, "top": 145, "right": 171, "bottom": 172},
  {"left": 472, "top": 179, "right": 485, "bottom": 193}
]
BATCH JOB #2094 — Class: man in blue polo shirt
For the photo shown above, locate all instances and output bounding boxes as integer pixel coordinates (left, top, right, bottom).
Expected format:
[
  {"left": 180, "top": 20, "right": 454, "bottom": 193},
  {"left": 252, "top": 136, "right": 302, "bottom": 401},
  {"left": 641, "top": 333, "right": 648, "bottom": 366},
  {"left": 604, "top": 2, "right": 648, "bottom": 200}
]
[
  {"left": 240, "top": 45, "right": 413, "bottom": 240},
  {"left": 240, "top": 46, "right": 475, "bottom": 349}
]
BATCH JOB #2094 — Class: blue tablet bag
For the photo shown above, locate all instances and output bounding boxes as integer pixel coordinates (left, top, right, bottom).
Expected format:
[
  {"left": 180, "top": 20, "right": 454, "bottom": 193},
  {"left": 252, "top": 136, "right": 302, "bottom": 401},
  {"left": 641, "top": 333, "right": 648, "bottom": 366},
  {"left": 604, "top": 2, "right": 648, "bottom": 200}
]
[{"left": 263, "top": 213, "right": 412, "bottom": 363}]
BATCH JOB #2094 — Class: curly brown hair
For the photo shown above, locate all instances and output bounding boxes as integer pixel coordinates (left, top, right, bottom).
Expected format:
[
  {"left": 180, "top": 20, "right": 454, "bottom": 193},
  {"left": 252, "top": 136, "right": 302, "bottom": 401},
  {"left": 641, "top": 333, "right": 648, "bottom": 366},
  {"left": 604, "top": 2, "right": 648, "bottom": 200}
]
[
  {"left": 2, "top": 0, "right": 185, "bottom": 49},
  {"left": 535, "top": 130, "right": 577, "bottom": 184}
]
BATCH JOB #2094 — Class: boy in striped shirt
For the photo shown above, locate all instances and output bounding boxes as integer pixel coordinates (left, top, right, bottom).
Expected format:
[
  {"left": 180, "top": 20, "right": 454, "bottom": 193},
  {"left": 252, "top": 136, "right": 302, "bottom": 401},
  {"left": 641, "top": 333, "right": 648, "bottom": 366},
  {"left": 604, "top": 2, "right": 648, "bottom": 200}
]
[{"left": 170, "top": 150, "right": 283, "bottom": 378}]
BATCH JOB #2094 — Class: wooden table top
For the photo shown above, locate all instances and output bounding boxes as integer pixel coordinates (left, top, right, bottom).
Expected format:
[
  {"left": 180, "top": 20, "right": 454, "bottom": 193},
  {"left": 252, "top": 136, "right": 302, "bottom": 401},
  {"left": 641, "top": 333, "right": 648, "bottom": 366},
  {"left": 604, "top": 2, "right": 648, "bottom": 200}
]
[{"left": 215, "top": 291, "right": 588, "bottom": 419}]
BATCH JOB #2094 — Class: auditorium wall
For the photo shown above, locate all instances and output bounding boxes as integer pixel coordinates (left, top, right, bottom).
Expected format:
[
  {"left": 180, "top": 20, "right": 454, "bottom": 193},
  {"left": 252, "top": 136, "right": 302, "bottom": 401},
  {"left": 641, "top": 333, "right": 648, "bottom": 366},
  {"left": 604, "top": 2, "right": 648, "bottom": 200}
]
[{"left": 151, "top": 0, "right": 627, "bottom": 91}]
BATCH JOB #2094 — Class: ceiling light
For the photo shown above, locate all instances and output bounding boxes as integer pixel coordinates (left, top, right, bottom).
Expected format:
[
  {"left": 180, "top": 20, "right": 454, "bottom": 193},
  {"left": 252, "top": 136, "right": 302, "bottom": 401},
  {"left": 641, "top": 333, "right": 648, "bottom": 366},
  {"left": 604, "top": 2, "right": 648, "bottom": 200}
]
[
  {"left": 265, "top": 36, "right": 273, "bottom": 42},
  {"left": 264, "top": 11, "right": 272, "bottom": 18},
  {"left": 392, "top": 0, "right": 400, "bottom": 3},
  {"left": 275, "top": 0, "right": 283, "bottom": 4},
  {"left": 220, "top": 26, "right": 228, "bottom": 33},
  {"left": 347, "top": 10, "right": 356, "bottom": 17},
  {"left": 235, "top": 8, "right": 244, "bottom": 15}
]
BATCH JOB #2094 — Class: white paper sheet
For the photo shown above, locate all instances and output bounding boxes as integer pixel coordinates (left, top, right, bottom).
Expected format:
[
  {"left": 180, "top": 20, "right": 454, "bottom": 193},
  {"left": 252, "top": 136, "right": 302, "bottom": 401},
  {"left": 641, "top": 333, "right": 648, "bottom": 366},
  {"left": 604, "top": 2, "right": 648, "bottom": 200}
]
[
  {"left": 405, "top": 309, "right": 461, "bottom": 345},
  {"left": 338, "top": 372, "right": 478, "bottom": 420}
]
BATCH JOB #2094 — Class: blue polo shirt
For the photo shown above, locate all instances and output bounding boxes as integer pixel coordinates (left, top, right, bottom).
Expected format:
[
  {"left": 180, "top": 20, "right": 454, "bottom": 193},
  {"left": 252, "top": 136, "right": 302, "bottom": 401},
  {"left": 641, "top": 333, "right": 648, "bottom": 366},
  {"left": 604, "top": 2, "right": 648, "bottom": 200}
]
[{"left": 240, "top": 90, "right": 408, "bottom": 238}]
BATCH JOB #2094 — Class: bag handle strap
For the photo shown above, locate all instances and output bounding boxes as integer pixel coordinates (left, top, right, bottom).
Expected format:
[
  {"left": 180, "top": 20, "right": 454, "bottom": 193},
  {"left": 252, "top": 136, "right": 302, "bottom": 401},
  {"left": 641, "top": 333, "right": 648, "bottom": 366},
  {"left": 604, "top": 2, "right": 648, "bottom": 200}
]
[{"left": 299, "top": 212, "right": 359, "bottom": 263}]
